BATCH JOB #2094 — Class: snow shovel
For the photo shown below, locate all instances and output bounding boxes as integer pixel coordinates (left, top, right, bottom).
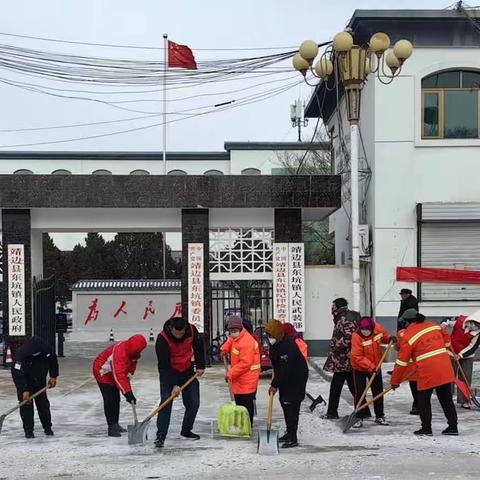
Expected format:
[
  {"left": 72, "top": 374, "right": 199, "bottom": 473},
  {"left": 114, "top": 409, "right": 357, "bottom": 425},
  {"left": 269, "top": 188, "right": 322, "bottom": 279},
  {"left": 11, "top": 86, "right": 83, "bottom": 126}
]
[
  {"left": 128, "top": 373, "right": 199, "bottom": 445},
  {"left": 342, "top": 386, "right": 396, "bottom": 433},
  {"left": 0, "top": 386, "right": 49, "bottom": 435},
  {"left": 340, "top": 340, "right": 394, "bottom": 433},
  {"left": 127, "top": 403, "right": 139, "bottom": 441},
  {"left": 218, "top": 356, "right": 252, "bottom": 438},
  {"left": 257, "top": 391, "right": 279, "bottom": 455},
  {"left": 453, "top": 354, "right": 480, "bottom": 409}
]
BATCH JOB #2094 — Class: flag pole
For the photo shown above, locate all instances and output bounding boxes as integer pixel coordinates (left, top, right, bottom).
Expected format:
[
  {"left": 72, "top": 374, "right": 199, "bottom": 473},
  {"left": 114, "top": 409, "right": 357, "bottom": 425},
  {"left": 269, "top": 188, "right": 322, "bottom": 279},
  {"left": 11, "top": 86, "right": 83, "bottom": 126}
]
[{"left": 163, "top": 33, "right": 168, "bottom": 175}]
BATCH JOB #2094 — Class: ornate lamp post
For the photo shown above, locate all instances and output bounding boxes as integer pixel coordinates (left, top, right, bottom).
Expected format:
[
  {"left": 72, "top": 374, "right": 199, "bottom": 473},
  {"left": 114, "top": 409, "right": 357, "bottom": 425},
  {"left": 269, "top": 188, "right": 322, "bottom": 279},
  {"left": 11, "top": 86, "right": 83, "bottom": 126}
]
[{"left": 293, "top": 32, "right": 413, "bottom": 312}]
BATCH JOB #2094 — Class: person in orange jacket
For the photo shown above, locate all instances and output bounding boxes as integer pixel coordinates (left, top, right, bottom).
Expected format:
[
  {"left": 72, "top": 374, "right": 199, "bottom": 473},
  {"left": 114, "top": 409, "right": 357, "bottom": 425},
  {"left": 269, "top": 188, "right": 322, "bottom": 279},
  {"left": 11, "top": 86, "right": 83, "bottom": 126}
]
[
  {"left": 350, "top": 316, "right": 395, "bottom": 428},
  {"left": 391, "top": 309, "right": 458, "bottom": 436},
  {"left": 397, "top": 325, "right": 419, "bottom": 415},
  {"left": 221, "top": 315, "right": 261, "bottom": 426},
  {"left": 283, "top": 322, "right": 308, "bottom": 360}
]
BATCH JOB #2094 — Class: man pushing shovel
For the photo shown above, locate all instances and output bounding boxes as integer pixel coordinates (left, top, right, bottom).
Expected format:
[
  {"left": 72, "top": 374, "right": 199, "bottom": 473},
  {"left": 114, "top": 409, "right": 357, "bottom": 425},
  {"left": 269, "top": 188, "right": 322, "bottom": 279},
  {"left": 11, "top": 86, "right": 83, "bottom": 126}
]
[{"left": 154, "top": 316, "right": 205, "bottom": 448}]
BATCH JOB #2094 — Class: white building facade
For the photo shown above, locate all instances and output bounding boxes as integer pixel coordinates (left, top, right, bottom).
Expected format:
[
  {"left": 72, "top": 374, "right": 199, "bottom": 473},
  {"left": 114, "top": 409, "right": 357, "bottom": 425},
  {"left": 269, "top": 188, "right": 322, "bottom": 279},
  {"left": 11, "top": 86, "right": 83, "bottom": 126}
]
[{"left": 306, "top": 9, "right": 480, "bottom": 332}]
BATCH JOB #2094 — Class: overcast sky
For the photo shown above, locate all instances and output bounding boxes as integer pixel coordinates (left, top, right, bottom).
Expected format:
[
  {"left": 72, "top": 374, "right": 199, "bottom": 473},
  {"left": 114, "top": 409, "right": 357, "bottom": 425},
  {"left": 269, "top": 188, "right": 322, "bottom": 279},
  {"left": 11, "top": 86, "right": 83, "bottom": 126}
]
[{"left": 0, "top": 0, "right": 446, "bottom": 153}]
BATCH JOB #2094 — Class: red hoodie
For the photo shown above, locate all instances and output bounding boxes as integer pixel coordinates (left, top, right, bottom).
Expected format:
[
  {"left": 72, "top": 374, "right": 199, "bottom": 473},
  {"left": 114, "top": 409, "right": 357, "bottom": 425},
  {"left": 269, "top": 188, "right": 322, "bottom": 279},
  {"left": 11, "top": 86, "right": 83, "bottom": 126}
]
[{"left": 93, "top": 334, "right": 147, "bottom": 394}]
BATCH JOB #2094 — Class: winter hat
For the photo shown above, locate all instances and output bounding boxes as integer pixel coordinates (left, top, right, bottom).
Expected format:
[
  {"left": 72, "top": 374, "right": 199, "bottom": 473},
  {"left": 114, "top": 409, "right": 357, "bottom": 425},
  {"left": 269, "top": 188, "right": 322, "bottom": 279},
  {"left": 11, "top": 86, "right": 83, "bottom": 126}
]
[
  {"left": 266, "top": 319, "right": 286, "bottom": 342},
  {"left": 171, "top": 316, "right": 187, "bottom": 330},
  {"left": 400, "top": 288, "right": 412, "bottom": 295},
  {"left": 358, "top": 316, "right": 375, "bottom": 334},
  {"left": 125, "top": 334, "right": 147, "bottom": 357},
  {"left": 226, "top": 315, "right": 243, "bottom": 330},
  {"left": 333, "top": 298, "right": 348, "bottom": 309},
  {"left": 400, "top": 308, "right": 425, "bottom": 323},
  {"left": 283, "top": 322, "right": 299, "bottom": 339}
]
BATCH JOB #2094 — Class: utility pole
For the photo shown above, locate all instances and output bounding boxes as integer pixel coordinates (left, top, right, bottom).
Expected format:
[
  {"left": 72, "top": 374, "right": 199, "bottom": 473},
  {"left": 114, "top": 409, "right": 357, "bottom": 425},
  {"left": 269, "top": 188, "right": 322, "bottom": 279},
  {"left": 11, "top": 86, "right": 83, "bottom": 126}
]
[{"left": 290, "top": 99, "right": 308, "bottom": 142}]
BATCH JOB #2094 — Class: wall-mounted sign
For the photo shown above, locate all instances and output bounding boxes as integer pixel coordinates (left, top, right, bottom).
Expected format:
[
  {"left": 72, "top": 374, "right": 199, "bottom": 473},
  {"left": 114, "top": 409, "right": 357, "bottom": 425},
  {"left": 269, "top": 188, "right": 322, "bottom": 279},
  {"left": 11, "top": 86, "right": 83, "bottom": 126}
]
[
  {"left": 289, "top": 243, "right": 305, "bottom": 332},
  {"left": 188, "top": 243, "right": 204, "bottom": 333},
  {"left": 8, "top": 244, "right": 25, "bottom": 336},
  {"left": 273, "top": 243, "right": 289, "bottom": 323}
]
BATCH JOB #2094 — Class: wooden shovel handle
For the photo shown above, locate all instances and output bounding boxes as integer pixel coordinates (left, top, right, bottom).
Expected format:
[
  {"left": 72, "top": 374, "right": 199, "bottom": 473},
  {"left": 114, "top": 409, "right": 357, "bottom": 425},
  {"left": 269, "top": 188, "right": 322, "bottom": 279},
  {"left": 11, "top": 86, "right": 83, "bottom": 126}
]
[
  {"left": 3, "top": 386, "right": 49, "bottom": 417},
  {"left": 453, "top": 351, "right": 474, "bottom": 396},
  {"left": 146, "top": 373, "right": 199, "bottom": 421},
  {"left": 223, "top": 355, "right": 234, "bottom": 401},
  {"left": 355, "top": 340, "right": 393, "bottom": 409},
  {"left": 267, "top": 391, "right": 274, "bottom": 430}
]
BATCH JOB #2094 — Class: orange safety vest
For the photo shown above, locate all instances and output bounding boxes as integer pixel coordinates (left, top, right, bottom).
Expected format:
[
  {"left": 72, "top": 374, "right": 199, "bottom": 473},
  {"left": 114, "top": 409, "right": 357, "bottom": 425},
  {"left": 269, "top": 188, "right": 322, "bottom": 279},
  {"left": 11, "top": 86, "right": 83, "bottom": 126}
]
[
  {"left": 397, "top": 328, "right": 417, "bottom": 382},
  {"left": 220, "top": 329, "right": 260, "bottom": 395},
  {"left": 295, "top": 338, "right": 308, "bottom": 360},
  {"left": 351, "top": 323, "right": 390, "bottom": 372},
  {"left": 392, "top": 321, "right": 454, "bottom": 391}
]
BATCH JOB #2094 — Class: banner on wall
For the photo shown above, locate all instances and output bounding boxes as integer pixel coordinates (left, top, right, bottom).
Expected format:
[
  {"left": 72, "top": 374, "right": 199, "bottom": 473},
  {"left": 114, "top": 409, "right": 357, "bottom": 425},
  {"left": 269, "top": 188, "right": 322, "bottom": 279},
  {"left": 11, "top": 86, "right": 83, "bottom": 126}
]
[
  {"left": 397, "top": 267, "right": 480, "bottom": 284},
  {"left": 8, "top": 244, "right": 25, "bottom": 336},
  {"left": 188, "top": 243, "right": 204, "bottom": 333},
  {"left": 273, "top": 242, "right": 305, "bottom": 332}
]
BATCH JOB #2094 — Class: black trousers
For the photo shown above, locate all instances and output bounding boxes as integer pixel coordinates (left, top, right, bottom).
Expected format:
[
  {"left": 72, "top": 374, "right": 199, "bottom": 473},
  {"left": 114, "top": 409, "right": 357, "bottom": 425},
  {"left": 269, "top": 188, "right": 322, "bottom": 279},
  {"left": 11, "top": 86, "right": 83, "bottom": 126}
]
[
  {"left": 409, "top": 381, "right": 419, "bottom": 409},
  {"left": 280, "top": 400, "right": 301, "bottom": 440},
  {"left": 326, "top": 371, "right": 355, "bottom": 416},
  {"left": 353, "top": 370, "right": 384, "bottom": 420},
  {"left": 97, "top": 381, "right": 120, "bottom": 426},
  {"left": 16, "top": 383, "right": 52, "bottom": 433},
  {"left": 417, "top": 383, "right": 457, "bottom": 431},
  {"left": 234, "top": 393, "right": 255, "bottom": 427}
]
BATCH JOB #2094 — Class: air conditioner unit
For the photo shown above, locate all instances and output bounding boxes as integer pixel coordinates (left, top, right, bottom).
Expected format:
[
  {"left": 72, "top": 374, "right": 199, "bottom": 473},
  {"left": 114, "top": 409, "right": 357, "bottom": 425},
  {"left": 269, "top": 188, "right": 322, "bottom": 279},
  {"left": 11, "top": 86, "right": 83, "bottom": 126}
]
[{"left": 359, "top": 224, "right": 370, "bottom": 257}]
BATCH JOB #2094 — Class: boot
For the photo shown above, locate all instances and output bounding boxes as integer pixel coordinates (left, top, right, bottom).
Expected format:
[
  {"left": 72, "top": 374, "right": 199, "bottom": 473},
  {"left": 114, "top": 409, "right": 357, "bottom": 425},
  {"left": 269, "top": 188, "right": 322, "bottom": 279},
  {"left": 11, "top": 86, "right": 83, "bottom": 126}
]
[
  {"left": 321, "top": 413, "right": 339, "bottom": 420},
  {"left": 44, "top": 427, "right": 54, "bottom": 436},
  {"left": 409, "top": 407, "right": 420, "bottom": 415},
  {"left": 374, "top": 417, "right": 389, "bottom": 426},
  {"left": 107, "top": 424, "right": 122, "bottom": 437},
  {"left": 413, "top": 428, "right": 433, "bottom": 436},
  {"left": 282, "top": 435, "right": 298, "bottom": 448},
  {"left": 114, "top": 423, "right": 127, "bottom": 433},
  {"left": 154, "top": 434, "right": 165, "bottom": 448},
  {"left": 442, "top": 426, "right": 459, "bottom": 436},
  {"left": 180, "top": 430, "right": 200, "bottom": 440},
  {"left": 25, "top": 431, "right": 35, "bottom": 439},
  {"left": 278, "top": 432, "right": 291, "bottom": 443}
]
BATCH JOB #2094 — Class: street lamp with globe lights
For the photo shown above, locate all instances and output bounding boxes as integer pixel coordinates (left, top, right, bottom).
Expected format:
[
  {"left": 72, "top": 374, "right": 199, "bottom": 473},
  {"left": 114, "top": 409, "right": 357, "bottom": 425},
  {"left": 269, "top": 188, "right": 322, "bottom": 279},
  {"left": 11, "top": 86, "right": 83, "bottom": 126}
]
[{"left": 293, "top": 31, "right": 413, "bottom": 312}]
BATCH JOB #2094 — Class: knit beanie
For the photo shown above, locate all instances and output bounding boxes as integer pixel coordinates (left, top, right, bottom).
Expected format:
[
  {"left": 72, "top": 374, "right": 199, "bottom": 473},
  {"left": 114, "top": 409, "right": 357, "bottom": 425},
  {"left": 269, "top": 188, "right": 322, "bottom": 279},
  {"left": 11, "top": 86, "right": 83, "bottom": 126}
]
[
  {"left": 226, "top": 315, "right": 243, "bottom": 330},
  {"left": 266, "top": 319, "right": 285, "bottom": 342},
  {"left": 333, "top": 297, "right": 348, "bottom": 309}
]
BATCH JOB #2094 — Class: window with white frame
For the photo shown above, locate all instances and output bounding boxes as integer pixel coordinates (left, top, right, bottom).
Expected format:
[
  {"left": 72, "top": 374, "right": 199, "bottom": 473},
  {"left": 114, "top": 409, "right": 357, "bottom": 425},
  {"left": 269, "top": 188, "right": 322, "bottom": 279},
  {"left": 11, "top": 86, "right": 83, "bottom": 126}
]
[
  {"left": 422, "top": 69, "right": 480, "bottom": 139},
  {"left": 209, "top": 228, "right": 273, "bottom": 275}
]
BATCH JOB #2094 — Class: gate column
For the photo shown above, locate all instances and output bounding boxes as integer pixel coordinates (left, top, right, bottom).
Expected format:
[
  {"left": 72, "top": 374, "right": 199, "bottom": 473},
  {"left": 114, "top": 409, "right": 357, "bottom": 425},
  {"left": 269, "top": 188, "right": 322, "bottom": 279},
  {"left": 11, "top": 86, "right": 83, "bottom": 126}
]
[
  {"left": 1, "top": 209, "right": 32, "bottom": 353},
  {"left": 181, "top": 208, "right": 210, "bottom": 353}
]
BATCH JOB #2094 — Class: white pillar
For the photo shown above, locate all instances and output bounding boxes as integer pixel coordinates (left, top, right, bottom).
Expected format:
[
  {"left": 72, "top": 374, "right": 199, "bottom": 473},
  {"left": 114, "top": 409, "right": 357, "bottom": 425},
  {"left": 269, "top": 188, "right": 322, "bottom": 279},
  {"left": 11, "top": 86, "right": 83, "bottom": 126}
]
[{"left": 350, "top": 123, "right": 360, "bottom": 313}]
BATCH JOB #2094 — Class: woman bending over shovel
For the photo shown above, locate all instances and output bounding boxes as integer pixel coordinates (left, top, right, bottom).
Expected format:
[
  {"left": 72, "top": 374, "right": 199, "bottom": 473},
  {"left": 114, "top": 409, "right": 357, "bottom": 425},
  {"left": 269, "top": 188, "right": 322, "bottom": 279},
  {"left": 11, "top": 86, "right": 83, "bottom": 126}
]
[
  {"left": 93, "top": 334, "right": 147, "bottom": 437},
  {"left": 265, "top": 319, "right": 308, "bottom": 448},
  {"left": 350, "top": 316, "right": 395, "bottom": 429}
]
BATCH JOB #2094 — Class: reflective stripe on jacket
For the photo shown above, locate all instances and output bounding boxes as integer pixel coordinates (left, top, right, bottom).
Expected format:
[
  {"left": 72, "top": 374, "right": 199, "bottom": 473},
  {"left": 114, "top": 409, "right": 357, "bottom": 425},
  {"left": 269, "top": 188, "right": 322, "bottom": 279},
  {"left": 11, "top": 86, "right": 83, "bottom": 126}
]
[
  {"left": 391, "top": 321, "right": 454, "bottom": 391},
  {"left": 397, "top": 328, "right": 417, "bottom": 382},
  {"left": 221, "top": 329, "right": 260, "bottom": 395},
  {"left": 351, "top": 323, "right": 390, "bottom": 372}
]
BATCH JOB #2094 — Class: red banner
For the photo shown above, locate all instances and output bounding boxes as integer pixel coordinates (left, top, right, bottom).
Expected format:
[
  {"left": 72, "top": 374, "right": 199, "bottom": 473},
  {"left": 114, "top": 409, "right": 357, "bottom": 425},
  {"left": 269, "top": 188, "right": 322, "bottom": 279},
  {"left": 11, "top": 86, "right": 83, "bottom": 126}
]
[
  {"left": 168, "top": 41, "right": 197, "bottom": 70},
  {"left": 397, "top": 267, "right": 480, "bottom": 284}
]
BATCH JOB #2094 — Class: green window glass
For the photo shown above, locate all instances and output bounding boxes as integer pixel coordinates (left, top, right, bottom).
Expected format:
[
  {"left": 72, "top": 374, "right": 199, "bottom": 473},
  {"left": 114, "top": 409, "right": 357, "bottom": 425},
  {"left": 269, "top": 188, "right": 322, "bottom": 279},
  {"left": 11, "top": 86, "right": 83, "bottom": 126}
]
[
  {"left": 444, "top": 91, "right": 478, "bottom": 139},
  {"left": 423, "top": 93, "right": 439, "bottom": 137}
]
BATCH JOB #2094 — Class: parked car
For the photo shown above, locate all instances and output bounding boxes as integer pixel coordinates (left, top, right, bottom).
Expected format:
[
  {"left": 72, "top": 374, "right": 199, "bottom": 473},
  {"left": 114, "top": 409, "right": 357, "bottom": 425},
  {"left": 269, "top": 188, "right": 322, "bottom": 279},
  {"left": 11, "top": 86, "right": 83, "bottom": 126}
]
[{"left": 254, "top": 326, "right": 272, "bottom": 372}]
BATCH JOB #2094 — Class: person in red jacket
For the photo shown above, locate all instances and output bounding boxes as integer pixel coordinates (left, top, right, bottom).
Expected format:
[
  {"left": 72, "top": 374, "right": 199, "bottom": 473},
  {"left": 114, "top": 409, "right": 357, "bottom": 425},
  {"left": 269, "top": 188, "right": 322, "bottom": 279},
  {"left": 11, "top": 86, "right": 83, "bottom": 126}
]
[
  {"left": 442, "top": 312, "right": 480, "bottom": 409},
  {"left": 350, "top": 316, "right": 394, "bottom": 428},
  {"left": 283, "top": 322, "right": 308, "bottom": 360},
  {"left": 392, "top": 309, "right": 458, "bottom": 436},
  {"left": 397, "top": 326, "right": 419, "bottom": 415},
  {"left": 93, "top": 334, "right": 147, "bottom": 437},
  {"left": 221, "top": 315, "right": 261, "bottom": 426}
]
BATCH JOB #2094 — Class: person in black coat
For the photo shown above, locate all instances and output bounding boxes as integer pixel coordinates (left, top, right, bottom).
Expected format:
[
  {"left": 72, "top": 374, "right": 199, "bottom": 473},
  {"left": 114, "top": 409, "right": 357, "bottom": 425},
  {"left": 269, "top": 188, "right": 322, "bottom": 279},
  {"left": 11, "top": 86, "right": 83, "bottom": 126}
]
[
  {"left": 265, "top": 319, "right": 308, "bottom": 448},
  {"left": 11, "top": 336, "right": 59, "bottom": 438},
  {"left": 398, "top": 289, "right": 418, "bottom": 330}
]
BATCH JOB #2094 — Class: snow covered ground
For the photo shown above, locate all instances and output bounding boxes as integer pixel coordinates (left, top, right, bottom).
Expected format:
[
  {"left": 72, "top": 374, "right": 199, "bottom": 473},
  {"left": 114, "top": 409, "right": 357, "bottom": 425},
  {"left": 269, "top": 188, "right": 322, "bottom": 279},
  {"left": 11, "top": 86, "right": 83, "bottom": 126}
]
[{"left": 1, "top": 343, "right": 480, "bottom": 480}]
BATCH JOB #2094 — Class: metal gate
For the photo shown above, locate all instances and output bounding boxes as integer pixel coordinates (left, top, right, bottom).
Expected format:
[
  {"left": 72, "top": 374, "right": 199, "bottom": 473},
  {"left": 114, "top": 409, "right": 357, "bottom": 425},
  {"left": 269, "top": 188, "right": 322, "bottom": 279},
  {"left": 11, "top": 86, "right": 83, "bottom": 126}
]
[
  {"left": 33, "top": 275, "right": 56, "bottom": 352},
  {"left": 210, "top": 280, "right": 272, "bottom": 350}
]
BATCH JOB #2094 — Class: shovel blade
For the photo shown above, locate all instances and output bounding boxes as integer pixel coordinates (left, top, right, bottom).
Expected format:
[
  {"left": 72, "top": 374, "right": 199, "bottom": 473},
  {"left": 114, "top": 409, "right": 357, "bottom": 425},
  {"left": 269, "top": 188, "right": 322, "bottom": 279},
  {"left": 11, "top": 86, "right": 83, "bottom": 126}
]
[
  {"left": 127, "top": 420, "right": 149, "bottom": 445},
  {"left": 340, "top": 412, "right": 358, "bottom": 433},
  {"left": 257, "top": 429, "right": 279, "bottom": 455}
]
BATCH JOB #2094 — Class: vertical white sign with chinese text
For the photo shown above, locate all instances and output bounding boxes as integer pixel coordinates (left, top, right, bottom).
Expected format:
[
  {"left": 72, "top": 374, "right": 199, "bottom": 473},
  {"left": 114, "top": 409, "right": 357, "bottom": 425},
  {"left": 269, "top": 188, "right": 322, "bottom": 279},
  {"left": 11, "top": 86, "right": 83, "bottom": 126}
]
[
  {"left": 188, "top": 243, "right": 204, "bottom": 333},
  {"left": 273, "top": 243, "right": 289, "bottom": 323},
  {"left": 289, "top": 243, "right": 305, "bottom": 332},
  {"left": 8, "top": 244, "right": 25, "bottom": 336}
]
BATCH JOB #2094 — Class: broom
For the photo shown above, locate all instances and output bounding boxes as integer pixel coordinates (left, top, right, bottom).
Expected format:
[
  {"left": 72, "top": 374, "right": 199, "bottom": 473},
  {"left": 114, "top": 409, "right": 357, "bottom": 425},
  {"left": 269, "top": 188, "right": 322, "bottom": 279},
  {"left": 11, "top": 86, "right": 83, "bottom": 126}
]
[{"left": 217, "top": 356, "right": 252, "bottom": 438}]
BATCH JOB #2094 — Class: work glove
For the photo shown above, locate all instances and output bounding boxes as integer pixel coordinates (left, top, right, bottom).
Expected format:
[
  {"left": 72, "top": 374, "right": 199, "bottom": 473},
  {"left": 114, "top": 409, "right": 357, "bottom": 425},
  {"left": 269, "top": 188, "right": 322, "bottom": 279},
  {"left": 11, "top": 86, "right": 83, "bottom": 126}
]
[
  {"left": 124, "top": 391, "right": 136, "bottom": 404},
  {"left": 48, "top": 377, "right": 57, "bottom": 389},
  {"left": 268, "top": 386, "right": 277, "bottom": 396}
]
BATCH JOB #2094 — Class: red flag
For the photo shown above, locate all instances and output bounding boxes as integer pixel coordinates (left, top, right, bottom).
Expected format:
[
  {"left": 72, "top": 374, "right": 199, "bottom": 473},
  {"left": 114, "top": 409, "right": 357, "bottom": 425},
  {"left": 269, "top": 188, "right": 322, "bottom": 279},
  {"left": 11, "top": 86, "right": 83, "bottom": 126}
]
[
  {"left": 396, "top": 267, "right": 480, "bottom": 284},
  {"left": 168, "top": 40, "right": 197, "bottom": 70}
]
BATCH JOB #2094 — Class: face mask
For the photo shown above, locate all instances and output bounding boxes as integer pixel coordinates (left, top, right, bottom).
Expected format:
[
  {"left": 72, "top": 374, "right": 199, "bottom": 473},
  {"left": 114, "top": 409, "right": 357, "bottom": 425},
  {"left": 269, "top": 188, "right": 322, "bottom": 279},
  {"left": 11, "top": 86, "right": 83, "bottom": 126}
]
[
  {"left": 230, "top": 331, "right": 240, "bottom": 338},
  {"left": 360, "top": 329, "right": 372, "bottom": 337},
  {"left": 268, "top": 337, "right": 277, "bottom": 346}
]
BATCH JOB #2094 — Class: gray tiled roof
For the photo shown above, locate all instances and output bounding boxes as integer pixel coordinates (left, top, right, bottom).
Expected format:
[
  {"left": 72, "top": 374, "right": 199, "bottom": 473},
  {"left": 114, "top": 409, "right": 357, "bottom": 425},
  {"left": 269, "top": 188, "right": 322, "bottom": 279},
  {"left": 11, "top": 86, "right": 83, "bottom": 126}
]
[{"left": 71, "top": 279, "right": 181, "bottom": 291}]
